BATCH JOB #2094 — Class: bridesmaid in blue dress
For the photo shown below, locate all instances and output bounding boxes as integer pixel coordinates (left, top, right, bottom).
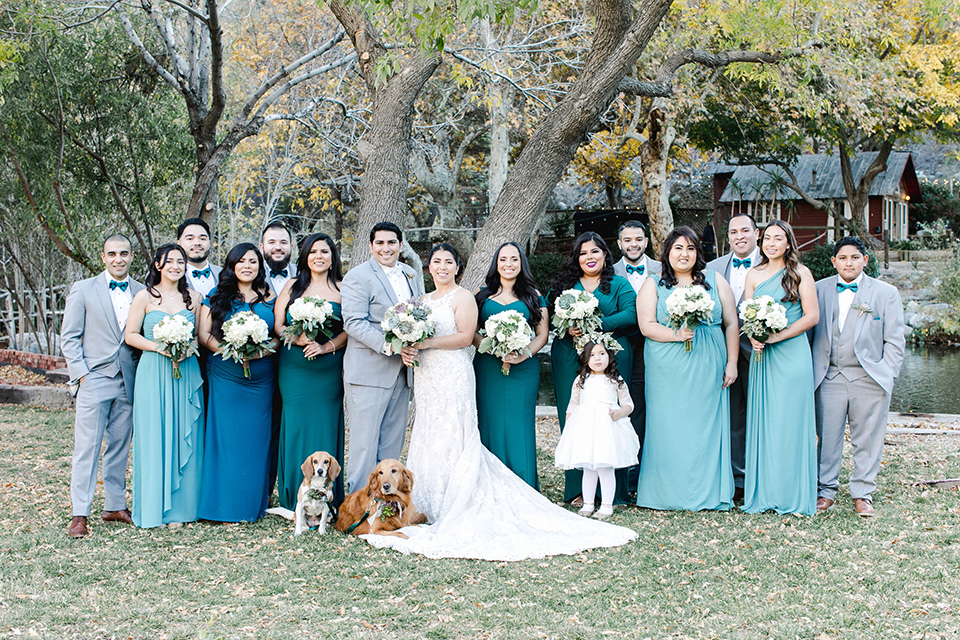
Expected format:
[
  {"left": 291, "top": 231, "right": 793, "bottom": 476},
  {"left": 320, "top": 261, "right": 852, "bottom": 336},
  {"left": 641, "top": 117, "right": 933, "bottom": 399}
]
[
  {"left": 473, "top": 242, "right": 549, "bottom": 489},
  {"left": 198, "top": 243, "right": 279, "bottom": 522},
  {"left": 125, "top": 244, "right": 204, "bottom": 528},
  {"left": 636, "top": 226, "right": 740, "bottom": 511},
  {"left": 548, "top": 232, "right": 637, "bottom": 505},
  {"left": 741, "top": 220, "right": 819, "bottom": 515},
  {"left": 274, "top": 233, "right": 347, "bottom": 511}
]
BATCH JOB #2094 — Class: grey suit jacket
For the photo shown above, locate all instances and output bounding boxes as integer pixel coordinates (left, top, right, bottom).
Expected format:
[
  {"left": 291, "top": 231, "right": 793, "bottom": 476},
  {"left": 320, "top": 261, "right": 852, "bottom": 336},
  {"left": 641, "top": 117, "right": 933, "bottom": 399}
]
[
  {"left": 186, "top": 264, "right": 222, "bottom": 294},
  {"left": 810, "top": 274, "right": 905, "bottom": 395},
  {"left": 706, "top": 252, "right": 752, "bottom": 360},
  {"left": 341, "top": 258, "right": 425, "bottom": 388},
  {"left": 266, "top": 263, "right": 297, "bottom": 297},
  {"left": 613, "top": 255, "right": 662, "bottom": 285},
  {"left": 60, "top": 273, "right": 145, "bottom": 403}
]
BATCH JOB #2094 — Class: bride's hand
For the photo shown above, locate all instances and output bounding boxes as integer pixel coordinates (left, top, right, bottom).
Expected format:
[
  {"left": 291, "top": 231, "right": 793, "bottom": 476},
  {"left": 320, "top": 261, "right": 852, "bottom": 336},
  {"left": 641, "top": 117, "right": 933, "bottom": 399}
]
[{"left": 400, "top": 345, "right": 419, "bottom": 367}]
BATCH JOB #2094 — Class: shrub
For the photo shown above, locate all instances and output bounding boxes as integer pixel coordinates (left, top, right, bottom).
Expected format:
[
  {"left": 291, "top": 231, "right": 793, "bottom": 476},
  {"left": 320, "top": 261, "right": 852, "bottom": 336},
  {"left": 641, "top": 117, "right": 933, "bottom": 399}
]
[
  {"left": 937, "top": 252, "right": 960, "bottom": 305},
  {"left": 801, "top": 242, "right": 880, "bottom": 282},
  {"left": 528, "top": 252, "right": 566, "bottom": 293}
]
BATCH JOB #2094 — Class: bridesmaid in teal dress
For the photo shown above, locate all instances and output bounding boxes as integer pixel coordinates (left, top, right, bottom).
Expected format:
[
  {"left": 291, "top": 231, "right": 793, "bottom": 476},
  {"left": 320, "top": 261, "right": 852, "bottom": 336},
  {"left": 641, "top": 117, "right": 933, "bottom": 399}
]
[
  {"left": 125, "top": 244, "right": 204, "bottom": 528},
  {"left": 198, "top": 243, "right": 279, "bottom": 522},
  {"left": 636, "top": 226, "right": 740, "bottom": 511},
  {"left": 548, "top": 232, "right": 637, "bottom": 505},
  {"left": 274, "top": 233, "right": 347, "bottom": 510},
  {"left": 473, "top": 242, "right": 549, "bottom": 489},
  {"left": 741, "top": 220, "right": 819, "bottom": 515}
]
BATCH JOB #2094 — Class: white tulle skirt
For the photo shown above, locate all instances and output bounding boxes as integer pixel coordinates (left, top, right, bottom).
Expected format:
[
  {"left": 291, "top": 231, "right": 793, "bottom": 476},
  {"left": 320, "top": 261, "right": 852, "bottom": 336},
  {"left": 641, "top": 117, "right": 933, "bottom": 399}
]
[{"left": 555, "top": 402, "right": 640, "bottom": 471}]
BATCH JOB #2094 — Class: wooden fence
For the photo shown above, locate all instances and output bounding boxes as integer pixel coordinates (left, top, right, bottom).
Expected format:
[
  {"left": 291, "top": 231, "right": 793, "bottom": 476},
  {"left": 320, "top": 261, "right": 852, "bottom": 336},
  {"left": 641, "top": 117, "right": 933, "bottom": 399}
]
[{"left": 0, "top": 284, "right": 69, "bottom": 355}]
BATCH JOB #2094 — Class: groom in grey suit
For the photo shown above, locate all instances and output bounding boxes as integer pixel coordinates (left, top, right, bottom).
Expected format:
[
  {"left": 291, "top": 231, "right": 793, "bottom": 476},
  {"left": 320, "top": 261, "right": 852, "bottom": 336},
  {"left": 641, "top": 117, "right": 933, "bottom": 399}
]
[
  {"left": 341, "top": 222, "right": 424, "bottom": 492},
  {"left": 61, "top": 234, "right": 145, "bottom": 538},
  {"left": 811, "top": 237, "right": 904, "bottom": 517}
]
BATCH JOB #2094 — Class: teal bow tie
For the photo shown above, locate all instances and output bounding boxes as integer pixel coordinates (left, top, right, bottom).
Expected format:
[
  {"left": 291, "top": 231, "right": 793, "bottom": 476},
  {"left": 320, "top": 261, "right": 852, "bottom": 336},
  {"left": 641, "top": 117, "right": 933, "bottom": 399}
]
[
  {"left": 270, "top": 268, "right": 288, "bottom": 278},
  {"left": 732, "top": 257, "right": 751, "bottom": 269},
  {"left": 109, "top": 280, "right": 128, "bottom": 291},
  {"left": 625, "top": 264, "right": 645, "bottom": 275},
  {"left": 837, "top": 282, "right": 858, "bottom": 293},
  {"left": 192, "top": 268, "right": 211, "bottom": 279}
]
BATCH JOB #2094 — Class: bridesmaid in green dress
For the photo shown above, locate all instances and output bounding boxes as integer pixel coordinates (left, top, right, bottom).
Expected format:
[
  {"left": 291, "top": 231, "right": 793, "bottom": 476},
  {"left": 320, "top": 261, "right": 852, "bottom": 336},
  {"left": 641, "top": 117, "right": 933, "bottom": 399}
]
[
  {"left": 473, "top": 242, "right": 549, "bottom": 489},
  {"left": 125, "top": 244, "right": 204, "bottom": 528},
  {"left": 547, "top": 232, "right": 637, "bottom": 506},
  {"left": 274, "top": 233, "right": 347, "bottom": 510},
  {"left": 636, "top": 226, "right": 740, "bottom": 511},
  {"left": 741, "top": 220, "right": 819, "bottom": 515}
]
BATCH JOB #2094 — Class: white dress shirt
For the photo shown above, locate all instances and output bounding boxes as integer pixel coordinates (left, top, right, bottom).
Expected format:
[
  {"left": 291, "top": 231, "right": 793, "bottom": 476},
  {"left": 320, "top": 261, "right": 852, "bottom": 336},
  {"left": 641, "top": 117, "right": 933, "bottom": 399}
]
[
  {"left": 623, "top": 256, "right": 652, "bottom": 292},
  {"left": 266, "top": 263, "right": 296, "bottom": 296},
  {"left": 728, "top": 247, "right": 760, "bottom": 301},
  {"left": 382, "top": 263, "right": 412, "bottom": 302},
  {"left": 187, "top": 261, "right": 217, "bottom": 297},
  {"left": 837, "top": 272, "right": 865, "bottom": 332},
  {"left": 104, "top": 272, "right": 133, "bottom": 331}
]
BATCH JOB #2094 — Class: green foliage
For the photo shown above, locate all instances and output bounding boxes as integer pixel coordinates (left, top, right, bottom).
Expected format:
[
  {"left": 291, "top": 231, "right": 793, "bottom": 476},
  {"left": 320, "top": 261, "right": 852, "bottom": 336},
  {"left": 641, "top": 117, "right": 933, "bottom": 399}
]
[
  {"left": 801, "top": 242, "right": 880, "bottom": 281},
  {"left": 546, "top": 211, "right": 573, "bottom": 237},
  {"left": 937, "top": 253, "right": 960, "bottom": 306},
  {"left": 911, "top": 182, "right": 960, "bottom": 235},
  {"left": 528, "top": 251, "right": 564, "bottom": 292}
]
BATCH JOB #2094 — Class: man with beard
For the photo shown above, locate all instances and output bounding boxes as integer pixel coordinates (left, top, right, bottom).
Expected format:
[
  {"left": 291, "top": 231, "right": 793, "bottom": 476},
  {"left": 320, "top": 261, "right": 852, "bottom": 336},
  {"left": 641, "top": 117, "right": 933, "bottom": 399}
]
[
  {"left": 177, "top": 218, "right": 221, "bottom": 296},
  {"left": 260, "top": 222, "right": 297, "bottom": 296}
]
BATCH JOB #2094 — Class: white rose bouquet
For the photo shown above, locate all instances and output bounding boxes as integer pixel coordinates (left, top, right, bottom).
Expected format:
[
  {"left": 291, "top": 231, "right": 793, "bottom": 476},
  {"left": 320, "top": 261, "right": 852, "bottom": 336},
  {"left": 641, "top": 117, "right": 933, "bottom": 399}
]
[
  {"left": 477, "top": 309, "right": 535, "bottom": 375},
  {"left": 551, "top": 289, "right": 602, "bottom": 340},
  {"left": 218, "top": 310, "right": 274, "bottom": 378},
  {"left": 665, "top": 285, "right": 716, "bottom": 352},
  {"left": 739, "top": 295, "right": 788, "bottom": 362},
  {"left": 281, "top": 296, "right": 339, "bottom": 359},
  {"left": 381, "top": 299, "right": 436, "bottom": 367},
  {"left": 152, "top": 314, "right": 198, "bottom": 379}
]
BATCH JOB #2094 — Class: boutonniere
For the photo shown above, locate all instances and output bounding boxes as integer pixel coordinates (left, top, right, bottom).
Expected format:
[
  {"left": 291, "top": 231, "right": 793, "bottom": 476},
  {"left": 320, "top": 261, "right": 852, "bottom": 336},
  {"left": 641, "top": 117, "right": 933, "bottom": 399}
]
[
  {"left": 377, "top": 499, "right": 402, "bottom": 521},
  {"left": 851, "top": 302, "right": 878, "bottom": 320}
]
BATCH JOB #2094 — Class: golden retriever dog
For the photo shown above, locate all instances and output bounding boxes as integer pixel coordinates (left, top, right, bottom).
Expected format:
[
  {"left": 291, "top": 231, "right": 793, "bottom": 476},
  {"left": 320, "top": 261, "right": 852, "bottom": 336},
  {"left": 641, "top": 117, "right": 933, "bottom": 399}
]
[
  {"left": 335, "top": 459, "right": 427, "bottom": 538},
  {"left": 294, "top": 451, "right": 341, "bottom": 536}
]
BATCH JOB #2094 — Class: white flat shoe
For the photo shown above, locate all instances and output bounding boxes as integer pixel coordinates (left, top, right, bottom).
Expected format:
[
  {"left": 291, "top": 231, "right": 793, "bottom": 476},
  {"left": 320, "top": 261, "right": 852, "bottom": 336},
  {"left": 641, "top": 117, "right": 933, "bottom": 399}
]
[
  {"left": 593, "top": 505, "right": 614, "bottom": 520},
  {"left": 577, "top": 506, "right": 595, "bottom": 517}
]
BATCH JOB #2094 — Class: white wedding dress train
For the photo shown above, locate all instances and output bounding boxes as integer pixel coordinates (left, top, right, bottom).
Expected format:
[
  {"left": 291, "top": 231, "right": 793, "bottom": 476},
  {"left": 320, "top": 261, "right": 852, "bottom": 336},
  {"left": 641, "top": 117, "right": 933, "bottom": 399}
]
[{"left": 362, "top": 288, "right": 637, "bottom": 561}]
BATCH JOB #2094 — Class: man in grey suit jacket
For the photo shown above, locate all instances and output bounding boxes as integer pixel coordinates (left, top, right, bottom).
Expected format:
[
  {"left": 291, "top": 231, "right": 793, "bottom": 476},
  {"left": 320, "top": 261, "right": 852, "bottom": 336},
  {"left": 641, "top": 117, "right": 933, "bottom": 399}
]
[
  {"left": 706, "top": 213, "right": 760, "bottom": 499},
  {"left": 612, "top": 221, "right": 661, "bottom": 492},
  {"left": 341, "top": 222, "right": 424, "bottom": 492},
  {"left": 177, "top": 218, "right": 221, "bottom": 296},
  {"left": 60, "top": 234, "right": 145, "bottom": 538},
  {"left": 810, "top": 237, "right": 905, "bottom": 517},
  {"left": 260, "top": 221, "right": 298, "bottom": 296}
]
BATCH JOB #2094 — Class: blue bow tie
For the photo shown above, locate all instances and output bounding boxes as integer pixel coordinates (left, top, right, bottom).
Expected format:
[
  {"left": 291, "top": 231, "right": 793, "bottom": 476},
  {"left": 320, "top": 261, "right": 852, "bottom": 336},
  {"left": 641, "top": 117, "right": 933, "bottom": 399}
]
[
  {"left": 837, "top": 282, "right": 858, "bottom": 293},
  {"left": 732, "top": 257, "right": 751, "bottom": 269},
  {"left": 270, "top": 268, "right": 288, "bottom": 278},
  {"left": 192, "top": 268, "right": 211, "bottom": 279},
  {"left": 109, "top": 280, "right": 128, "bottom": 291},
  {"left": 625, "top": 264, "right": 645, "bottom": 275}
]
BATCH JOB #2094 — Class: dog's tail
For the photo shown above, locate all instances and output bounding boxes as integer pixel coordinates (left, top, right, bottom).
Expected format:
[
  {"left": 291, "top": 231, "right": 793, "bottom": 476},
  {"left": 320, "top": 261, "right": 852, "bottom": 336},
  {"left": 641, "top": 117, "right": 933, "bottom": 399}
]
[{"left": 265, "top": 506, "right": 295, "bottom": 521}]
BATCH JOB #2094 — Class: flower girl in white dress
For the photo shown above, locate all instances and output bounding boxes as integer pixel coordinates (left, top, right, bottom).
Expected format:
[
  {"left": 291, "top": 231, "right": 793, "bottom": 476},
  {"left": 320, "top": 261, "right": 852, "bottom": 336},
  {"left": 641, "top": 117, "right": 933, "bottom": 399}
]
[{"left": 555, "top": 337, "right": 639, "bottom": 520}]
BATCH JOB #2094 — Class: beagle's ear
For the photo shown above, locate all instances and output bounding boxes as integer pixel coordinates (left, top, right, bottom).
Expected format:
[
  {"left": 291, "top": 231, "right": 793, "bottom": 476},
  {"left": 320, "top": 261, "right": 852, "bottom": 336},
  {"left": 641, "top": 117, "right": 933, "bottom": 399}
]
[
  {"left": 401, "top": 468, "right": 414, "bottom": 492},
  {"left": 301, "top": 455, "right": 316, "bottom": 480},
  {"left": 327, "top": 455, "right": 341, "bottom": 482}
]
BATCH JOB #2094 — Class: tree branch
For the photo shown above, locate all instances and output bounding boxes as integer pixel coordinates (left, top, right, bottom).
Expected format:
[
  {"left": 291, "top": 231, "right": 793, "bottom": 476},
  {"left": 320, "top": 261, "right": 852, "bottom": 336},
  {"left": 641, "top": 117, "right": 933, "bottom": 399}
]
[{"left": 202, "top": 0, "right": 226, "bottom": 139}]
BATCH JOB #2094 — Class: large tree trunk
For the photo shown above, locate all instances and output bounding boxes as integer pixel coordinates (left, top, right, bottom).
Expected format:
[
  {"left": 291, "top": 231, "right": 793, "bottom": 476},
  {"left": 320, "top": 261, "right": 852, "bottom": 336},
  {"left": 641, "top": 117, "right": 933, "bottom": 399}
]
[
  {"left": 640, "top": 98, "right": 676, "bottom": 253},
  {"left": 462, "top": 0, "right": 673, "bottom": 289},
  {"left": 480, "top": 18, "right": 513, "bottom": 209},
  {"left": 839, "top": 138, "right": 893, "bottom": 249}
]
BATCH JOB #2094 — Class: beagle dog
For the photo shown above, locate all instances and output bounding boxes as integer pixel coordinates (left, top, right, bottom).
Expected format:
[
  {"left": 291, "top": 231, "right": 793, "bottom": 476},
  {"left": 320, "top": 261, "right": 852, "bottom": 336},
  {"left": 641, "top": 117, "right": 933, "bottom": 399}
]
[
  {"left": 294, "top": 451, "right": 341, "bottom": 536},
  {"left": 335, "top": 459, "right": 427, "bottom": 538}
]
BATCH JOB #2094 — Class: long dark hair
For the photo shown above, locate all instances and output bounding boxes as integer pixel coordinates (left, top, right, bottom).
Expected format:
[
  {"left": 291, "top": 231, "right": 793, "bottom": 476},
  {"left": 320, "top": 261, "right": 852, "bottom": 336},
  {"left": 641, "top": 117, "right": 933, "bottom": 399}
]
[
  {"left": 285, "top": 233, "right": 343, "bottom": 317},
  {"left": 574, "top": 340, "right": 624, "bottom": 389},
  {"left": 658, "top": 226, "right": 709, "bottom": 290},
  {"left": 145, "top": 244, "right": 193, "bottom": 310},
  {"left": 429, "top": 242, "right": 464, "bottom": 280},
  {"left": 209, "top": 243, "right": 270, "bottom": 340},
  {"left": 475, "top": 242, "right": 543, "bottom": 328},
  {"left": 758, "top": 219, "right": 802, "bottom": 303},
  {"left": 548, "top": 232, "right": 615, "bottom": 310}
]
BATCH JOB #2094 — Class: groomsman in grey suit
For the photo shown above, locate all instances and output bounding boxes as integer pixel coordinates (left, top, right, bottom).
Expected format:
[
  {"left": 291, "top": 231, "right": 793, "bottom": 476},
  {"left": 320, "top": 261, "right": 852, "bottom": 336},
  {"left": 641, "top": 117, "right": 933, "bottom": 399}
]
[
  {"left": 177, "top": 218, "right": 221, "bottom": 297},
  {"left": 612, "top": 221, "right": 661, "bottom": 492},
  {"left": 260, "top": 221, "right": 297, "bottom": 296},
  {"left": 341, "top": 222, "right": 424, "bottom": 492},
  {"left": 707, "top": 213, "right": 760, "bottom": 500},
  {"left": 60, "top": 234, "right": 145, "bottom": 538},
  {"left": 811, "top": 237, "right": 905, "bottom": 517}
]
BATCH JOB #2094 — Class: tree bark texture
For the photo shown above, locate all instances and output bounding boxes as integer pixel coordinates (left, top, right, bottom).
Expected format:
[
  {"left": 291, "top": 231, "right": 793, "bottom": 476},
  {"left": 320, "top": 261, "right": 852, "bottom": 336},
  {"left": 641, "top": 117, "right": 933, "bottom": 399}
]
[{"left": 640, "top": 99, "right": 676, "bottom": 253}]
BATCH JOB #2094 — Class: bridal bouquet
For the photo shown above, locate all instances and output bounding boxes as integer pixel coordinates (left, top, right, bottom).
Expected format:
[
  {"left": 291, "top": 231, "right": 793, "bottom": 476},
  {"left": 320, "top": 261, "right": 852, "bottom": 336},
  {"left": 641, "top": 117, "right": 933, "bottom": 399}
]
[
  {"left": 151, "top": 314, "right": 198, "bottom": 380},
  {"left": 381, "top": 299, "right": 436, "bottom": 367},
  {"left": 551, "top": 289, "right": 602, "bottom": 339},
  {"left": 478, "top": 309, "right": 535, "bottom": 375},
  {"left": 739, "top": 295, "right": 788, "bottom": 362},
  {"left": 665, "top": 285, "right": 715, "bottom": 352},
  {"left": 281, "top": 296, "right": 339, "bottom": 358},
  {"left": 218, "top": 311, "right": 274, "bottom": 378}
]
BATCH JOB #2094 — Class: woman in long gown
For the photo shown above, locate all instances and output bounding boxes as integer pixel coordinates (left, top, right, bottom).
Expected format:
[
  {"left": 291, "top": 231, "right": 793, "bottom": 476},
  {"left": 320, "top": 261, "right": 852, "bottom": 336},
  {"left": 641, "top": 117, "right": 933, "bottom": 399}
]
[
  {"left": 473, "top": 242, "right": 549, "bottom": 489},
  {"left": 198, "top": 243, "right": 279, "bottom": 522},
  {"left": 363, "top": 244, "right": 637, "bottom": 561},
  {"left": 547, "top": 232, "right": 637, "bottom": 506},
  {"left": 741, "top": 220, "right": 819, "bottom": 515},
  {"left": 125, "top": 244, "right": 204, "bottom": 528},
  {"left": 274, "top": 233, "right": 347, "bottom": 510},
  {"left": 636, "top": 226, "right": 740, "bottom": 511}
]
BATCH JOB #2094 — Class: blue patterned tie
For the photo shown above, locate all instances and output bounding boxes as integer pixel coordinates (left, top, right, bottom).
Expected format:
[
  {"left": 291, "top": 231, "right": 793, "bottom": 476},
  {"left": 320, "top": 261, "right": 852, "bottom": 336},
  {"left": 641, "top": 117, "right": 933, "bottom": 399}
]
[
  {"left": 192, "top": 268, "right": 211, "bottom": 279},
  {"left": 270, "top": 268, "right": 288, "bottom": 278},
  {"left": 109, "top": 280, "right": 128, "bottom": 291},
  {"left": 732, "top": 257, "right": 751, "bottom": 269},
  {"left": 625, "top": 264, "right": 645, "bottom": 275},
  {"left": 837, "top": 282, "right": 858, "bottom": 293}
]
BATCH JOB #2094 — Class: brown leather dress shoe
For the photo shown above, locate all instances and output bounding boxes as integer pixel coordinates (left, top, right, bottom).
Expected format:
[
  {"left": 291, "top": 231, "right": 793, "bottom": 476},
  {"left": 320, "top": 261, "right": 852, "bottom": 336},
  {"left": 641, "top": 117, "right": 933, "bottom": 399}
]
[
  {"left": 102, "top": 509, "right": 134, "bottom": 524},
  {"left": 816, "top": 497, "right": 834, "bottom": 513},
  {"left": 853, "top": 498, "right": 875, "bottom": 517},
  {"left": 68, "top": 516, "right": 88, "bottom": 538}
]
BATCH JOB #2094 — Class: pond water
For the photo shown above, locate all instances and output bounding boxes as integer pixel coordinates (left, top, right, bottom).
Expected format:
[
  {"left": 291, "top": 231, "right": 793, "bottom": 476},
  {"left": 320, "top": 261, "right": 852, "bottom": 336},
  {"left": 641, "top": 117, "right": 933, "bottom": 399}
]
[{"left": 537, "top": 344, "right": 960, "bottom": 415}]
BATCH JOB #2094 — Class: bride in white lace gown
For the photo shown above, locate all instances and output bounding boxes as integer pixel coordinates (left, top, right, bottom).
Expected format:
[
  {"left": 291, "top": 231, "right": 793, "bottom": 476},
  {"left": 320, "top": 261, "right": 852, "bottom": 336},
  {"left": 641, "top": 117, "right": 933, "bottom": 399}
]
[{"left": 362, "top": 245, "right": 637, "bottom": 561}]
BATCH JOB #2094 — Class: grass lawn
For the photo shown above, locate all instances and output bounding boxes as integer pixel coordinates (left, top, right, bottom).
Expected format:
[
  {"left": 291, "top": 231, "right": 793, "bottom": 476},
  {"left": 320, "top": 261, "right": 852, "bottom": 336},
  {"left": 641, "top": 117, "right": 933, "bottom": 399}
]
[{"left": 0, "top": 404, "right": 958, "bottom": 639}]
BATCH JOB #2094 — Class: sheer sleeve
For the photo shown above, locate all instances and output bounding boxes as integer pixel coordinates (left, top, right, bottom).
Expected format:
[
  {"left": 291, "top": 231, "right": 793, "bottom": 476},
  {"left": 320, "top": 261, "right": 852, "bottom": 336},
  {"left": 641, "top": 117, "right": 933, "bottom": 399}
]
[
  {"left": 566, "top": 379, "right": 582, "bottom": 413},
  {"left": 615, "top": 378, "right": 634, "bottom": 412}
]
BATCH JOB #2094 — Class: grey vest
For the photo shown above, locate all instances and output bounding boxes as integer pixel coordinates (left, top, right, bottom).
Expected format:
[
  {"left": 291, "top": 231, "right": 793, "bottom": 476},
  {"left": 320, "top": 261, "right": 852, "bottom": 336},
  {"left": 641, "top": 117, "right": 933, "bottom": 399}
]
[{"left": 826, "top": 303, "right": 868, "bottom": 382}]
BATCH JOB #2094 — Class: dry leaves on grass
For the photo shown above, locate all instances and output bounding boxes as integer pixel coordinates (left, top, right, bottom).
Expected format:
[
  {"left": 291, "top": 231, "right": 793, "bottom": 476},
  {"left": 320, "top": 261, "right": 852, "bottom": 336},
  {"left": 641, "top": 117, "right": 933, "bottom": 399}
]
[{"left": 0, "top": 365, "right": 51, "bottom": 386}]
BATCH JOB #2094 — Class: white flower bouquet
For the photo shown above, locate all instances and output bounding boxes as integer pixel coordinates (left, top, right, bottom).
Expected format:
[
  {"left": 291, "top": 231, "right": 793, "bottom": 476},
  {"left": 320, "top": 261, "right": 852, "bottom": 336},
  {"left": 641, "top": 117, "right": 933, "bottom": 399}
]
[
  {"left": 739, "top": 295, "right": 788, "bottom": 362},
  {"left": 152, "top": 314, "right": 198, "bottom": 379},
  {"left": 478, "top": 309, "right": 535, "bottom": 375},
  {"left": 218, "top": 310, "right": 275, "bottom": 378},
  {"left": 381, "top": 299, "right": 436, "bottom": 367},
  {"left": 281, "top": 296, "right": 339, "bottom": 359},
  {"left": 665, "top": 285, "right": 716, "bottom": 352},
  {"left": 551, "top": 289, "right": 602, "bottom": 340}
]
